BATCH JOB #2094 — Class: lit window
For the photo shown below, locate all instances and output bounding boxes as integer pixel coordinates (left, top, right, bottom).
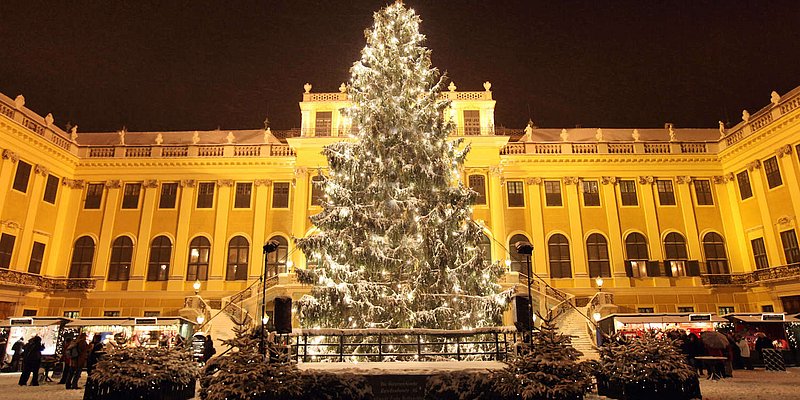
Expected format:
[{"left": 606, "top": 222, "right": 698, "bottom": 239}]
[
  {"left": 187, "top": 237, "right": 210, "bottom": 281},
  {"left": 463, "top": 110, "right": 481, "bottom": 135},
  {"left": 226, "top": 236, "right": 249, "bottom": 280},
  {"left": 315, "top": 111, "right": 332, "bottom": 136}
]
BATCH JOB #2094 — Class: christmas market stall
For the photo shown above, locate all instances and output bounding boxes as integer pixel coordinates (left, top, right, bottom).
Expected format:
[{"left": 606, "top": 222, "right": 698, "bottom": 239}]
[
  {"left": 129, "top": 317, "right": 194, "bottom": 347},
  {"left": 1, "top": 317, "right": 69, "bottom": 372},
  {"left": 63, "top": 317, "right": 134, "bottom": 348},
  {"left": 598, "top": 313, "right": 726, "bottom": 343},
  {"left": 720, "top": 313, "right": 798, "bottom": 366}
]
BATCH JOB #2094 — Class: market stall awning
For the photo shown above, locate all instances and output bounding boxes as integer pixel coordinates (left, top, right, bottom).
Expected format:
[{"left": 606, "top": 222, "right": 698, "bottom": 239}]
[
  {"left": 727, "top": 315, "right": 787, "bottom": 323},
  {"left": 65, "top": 319, "right": 135, "bottom": 327},
  {"left": 607, "top": 314, "right": 726, "bottom": 324},
  {"left": 0, "top": 318, "right": 64, "bottom": 327}
]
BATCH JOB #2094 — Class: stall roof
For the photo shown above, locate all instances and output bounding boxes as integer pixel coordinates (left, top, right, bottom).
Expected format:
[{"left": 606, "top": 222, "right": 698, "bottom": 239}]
[
  {"left": 0, "top": 317, "right": 68, "bottom": 327},
  {"left": 65, "top": 318, "right": 135, "bottom": 327},
  {"left": 132, "top": 318, "right": 193, "bottom": 326},
  {"left": 723, "top": 313, "right": 790, "bottom": 323},
  {"left": 600, "top": 313, "right": 726, "bottom": 324}
]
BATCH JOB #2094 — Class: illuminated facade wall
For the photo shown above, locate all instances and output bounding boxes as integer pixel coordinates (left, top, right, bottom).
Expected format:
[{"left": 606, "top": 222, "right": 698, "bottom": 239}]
[{"left": 1, "top": 84, "right": 799, "bottom": 321}]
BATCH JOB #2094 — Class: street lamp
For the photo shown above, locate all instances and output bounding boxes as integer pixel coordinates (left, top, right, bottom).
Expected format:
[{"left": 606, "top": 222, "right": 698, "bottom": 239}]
[
  {"left": 196, "top": 315, "right": 205, "bottom": 325},
  {"left": 261, "top": 240, "right": 280, "bottom": 356},
  {"left": 193, "top": 280, "right": 201, "bottom": 295},
  {"left": 514, "top": 241, "right": 534, "bottom": 345},
  {"left": 595, "top": 277, "right": 604, "bottom": 292}
]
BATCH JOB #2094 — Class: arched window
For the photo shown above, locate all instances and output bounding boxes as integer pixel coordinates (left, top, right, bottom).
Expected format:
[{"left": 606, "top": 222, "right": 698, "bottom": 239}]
[
  {"left": 548, "top": 234, "right": 572, "bottom": 278},
  {"left": 625, "top": 233, "right": 649, "bottom": 260},
  {"left": 478, "top": 233, "right": 492, "bottom": 262},
  {"left": 664, "top": 232, "right": 688, "bottom": 260},
  {"left": 69, "top": 236, "right": 95, "bottom": 278},
  {"left": 226, "top": 236, "right": 250, "bottom": 281},
  {"left": 147, "top": 235, "right": 172, "bottom": 281},
  {"left": 703, "top": 232, "right": 729, "bottom": 274},
  {"left": 108, "top": 236, "right": 133, "bottom": 281},
  {"left": 266, "top": 236, "right": 289, "bottom": 277},
  {"left": 187, "top": 237, "right": 211, "bottom": 281},
  {"left": 508, "top": 234, "right": 530, "bottom": 273},
  {"left": 587, "top": 233, "right": 611, "bottom": 278}
]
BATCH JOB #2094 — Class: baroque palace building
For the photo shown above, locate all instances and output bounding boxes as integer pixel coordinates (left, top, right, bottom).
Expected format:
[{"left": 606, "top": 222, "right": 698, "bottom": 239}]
[{"left": 1, "top": 81, "right": 800, "bottom": 325}]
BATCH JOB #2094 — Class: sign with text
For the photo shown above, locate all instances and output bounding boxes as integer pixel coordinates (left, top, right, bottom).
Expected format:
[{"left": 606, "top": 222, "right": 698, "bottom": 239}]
[
  {"left": 368, "top": 374, "right": 426, "bottom": 400},
  {"left": 688, "top": 314, "right": 712, "bottom": 322},
  {"left": 761, "top": 313, "right": 785, "bottom": 321}
]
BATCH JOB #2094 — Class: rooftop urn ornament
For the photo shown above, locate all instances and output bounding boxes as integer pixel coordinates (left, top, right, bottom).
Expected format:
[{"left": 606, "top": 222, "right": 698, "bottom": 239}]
[
  {"left": 303, "top": 82, "right": 312, "bottom": 93},
  {"left": 339, "top": 83, "right": 347, "bottom": 93},
  {"left": 13, "top": 95, "right": 25, "bottom": 109},
  {"left": 560, "top": 128, "right": 569, "bottom": 142},
  {"left": 771, "top": 91, "right": 781, "bottom": 105},
  {"left": 70, "top": 125, "right": 78, "bottom": 142},
  {"left": 483, "top": 81, "right": 492, "bottom": 91},
  {"left": 632, "top": 129, "right": 640, "bottom": 142},
  {"left": 226, "top": 131, "right": 235, "bottom": 144},
  {"left": 192, "top": 131, "right": 200, "bottom": 144},
  {"left": 742, "top": 109, "right": 750, "bottom": 122},
  {"left": 44, "top": 113, "right": 54, "bottom": 127},
  {"left": 718, "top": 121, "right": 726, "bottom": 138},
  {"left": 448, "top": 81, "right": 457, "bottom": 92},
  {"left": 155, "top": 133, "right": 163, "bottom": 145},
  {"left": 118, "top": 129, "right": 126, "bottom": 145},
  {"left": 595, "top": 128, "right": 604, "bottom": 141}
]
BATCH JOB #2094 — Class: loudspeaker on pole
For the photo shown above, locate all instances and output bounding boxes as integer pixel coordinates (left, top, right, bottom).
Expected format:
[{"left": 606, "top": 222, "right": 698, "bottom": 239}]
[
  {"left": 274, "top": 296, "right": 293, "bottom": 334},
  {"left": 513, "top": 295, "right": 532, "bottom": 332}
]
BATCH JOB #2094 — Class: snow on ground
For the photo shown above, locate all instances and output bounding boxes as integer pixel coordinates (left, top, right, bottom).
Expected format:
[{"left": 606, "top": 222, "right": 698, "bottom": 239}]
[
  {"left": 0, "top": 372, "right": 86, "bottom": 400},
  {"left": 297, "top": 360, "right": 507, "bottom": 374}
]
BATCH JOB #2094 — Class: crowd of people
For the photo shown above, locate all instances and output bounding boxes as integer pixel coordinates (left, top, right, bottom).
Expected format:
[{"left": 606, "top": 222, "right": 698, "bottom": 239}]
[{"left": 669, "top": 329, "right": 780, "bottom": 376}]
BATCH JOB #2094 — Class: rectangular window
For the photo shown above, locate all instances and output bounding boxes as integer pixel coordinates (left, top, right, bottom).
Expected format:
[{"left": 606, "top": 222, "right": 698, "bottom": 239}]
[
  {"left": 121, "top": 183, "right": 141, "bottom": 209},
  {"left": 737, "top": 171, "right": 752, "bottom": 200},
  {"left": 311, "top": 176, "right": 326, "bottom": 206},
  {"left": 468, "top": 175, "right": 486, "bottom": 205},
  {"left": 582, "top": 180, "right": 600, "bottom": 206},
  {"left": 656, "top": 179, "right": 676, "bottom": 205},
  {"left": 780, "top": 229, "right": 800, "bottom": 264},
  {"left": 763, "top": 156, "right": 783, "bottom": 188},
  {"left": 694, "top": 179, "right": 714, "bottom": 205},
  {"left": 506, "top": 181, "right": 524, "bottom": 207},
  {"left": 22, "top": 309, "right": 37, "bottom": 317},
  {"left": 143, "top": 311, "right": 161, "bottom": 317},
  {"left": 0, "top": 233, "right": 16, "bottom": 269},
  {"left": 619, "top": 180, "right": 638, "bottom": 206},
  {"left": 544, "top": 180, "right": 562, "bottom": 206},
  {"left": 463, "top": 110, "right": 481, "bottom": 135},
  {"left": 637, "top": 307, "right": 654, "bottom": 314},
  {"left": 84, "top": 183, "right": 104, "bottom": 209},
  {"left": 315, "top": 111, "right": 332, "bottom": 136},
  {"left": 103, "top": 310, "right": 121, "bottom": 317},
  {"left": 761, "top": 305, "right": 775, "bottom": 313},
  {"left": 718, "top": 306, "right": 735, "bottom": 315},
  {"left": 627, "top": 260, "right": 647, "bottom": 278},
  {"left": 197, "top": 182, "right": 215, "bottom": 208},
  {"left": 677, "top": 306, "right": 695, "bottom": 313},
  {"left": 272, "top": 182, "right": 290, "bottom": 208},
  {"left": 63, "top": 311, "right": 80, "bottom": 318},
  {"left": 12, "top": 160, "right": 32, "bottom": 193},
  {"left": 234, "top": 182, "right": 252, "bottom": 208},
  {"left": 159, "top": 182, "right": 178, "bottom": 209},
  {"left": 751, "top": 238, "right": 769, "bottom": 269},
  {"left": 43, "top": 174, "right": 59, "bottom": 204},
  {"left": 28, "top": 242, "right": 45, "bottom": 275}
]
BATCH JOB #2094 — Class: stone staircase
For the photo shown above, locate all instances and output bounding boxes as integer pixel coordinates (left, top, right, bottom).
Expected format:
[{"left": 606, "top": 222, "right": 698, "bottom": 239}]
[
  {"left": 205, "top": 308, "right": 239, "bottom": 350},
  {"left": 554, "top": 305, "right": 599, "bottom": 360}
]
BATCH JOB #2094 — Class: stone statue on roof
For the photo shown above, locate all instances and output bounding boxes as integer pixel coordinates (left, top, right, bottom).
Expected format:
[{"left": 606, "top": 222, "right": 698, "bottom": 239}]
[
  {"left": 192, "top": 131, "right": 200, "bottom": 144},
  {"left": 632, "top": 129, "right": 640, "bottom": 142},
  {"left": 666, "top": 123, "right": 676, "bottom": 142},
  {"left": 155, "top": 133, "right": 163, "bottom": 145},
  {"left": 226, "top": 132, "right": 235, "bottom": 144},
  {"left": 118, "top": 129, "right": 126, "bottom": 145},
  {"left": 560, "top": 128, "right": 569, "bottom": 142},
  {"left": 595, "top": 128, "right": 604, "bottom": 141},
  {"left": 70, "top": 125, "right": 78, "bottom": 142},
  {"left": 521, "top": 120, "right": 533, "bottom": 142},
  {"left": 718, "top": 121, "right": 726, "bottom": 138}
]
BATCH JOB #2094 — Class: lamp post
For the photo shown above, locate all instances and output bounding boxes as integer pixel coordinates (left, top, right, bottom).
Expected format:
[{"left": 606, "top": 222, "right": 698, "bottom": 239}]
[
  {"left": 193, "top": 280, "right": 201, "bottom": 295},
  {"left": 260, "top": 240, "right": 280, "bottom": 356},
  {"left": 595, "top": 276, "right": 604, "bottom": 292},
  {"left": 514, "top": 241, "right": 534, "bottom": 345}
]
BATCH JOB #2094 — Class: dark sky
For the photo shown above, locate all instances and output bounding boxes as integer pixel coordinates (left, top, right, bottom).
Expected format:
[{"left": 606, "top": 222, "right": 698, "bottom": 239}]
[{"left": 1, "top": 0, "right": 799, "bottom": 132}]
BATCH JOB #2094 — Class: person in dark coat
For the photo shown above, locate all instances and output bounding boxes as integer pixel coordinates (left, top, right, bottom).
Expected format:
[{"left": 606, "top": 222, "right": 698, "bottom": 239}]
[
  {"left": 65, "top": 332, "right": 90, "bottom": 389},
  {"left": 10, "top": 337, "right": 24, "bottom": 372},
  {"left": 202, "top": 335, "right": 216, "bottom": 363},
  {"left": 18, "top": 336, "right": 44, "bottom": 386},
  {"left": 86, "top": 334, "right": 103, "bottom": 376},
  {"left": 57, "top": 338, "right": 75, "bottom": 384}
]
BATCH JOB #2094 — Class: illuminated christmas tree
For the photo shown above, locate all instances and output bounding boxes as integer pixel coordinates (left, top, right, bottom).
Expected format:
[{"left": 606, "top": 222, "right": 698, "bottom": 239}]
[{"left": 296, "top": 2, "right": 507, "bottom": 330}]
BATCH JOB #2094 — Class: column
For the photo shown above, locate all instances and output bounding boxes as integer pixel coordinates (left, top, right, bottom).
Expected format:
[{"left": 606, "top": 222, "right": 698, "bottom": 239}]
[
  {"left": 13, "top": 165, "right": 48, "bottom": 271},
  {"left": 600, "top": 178, "right": 627, "bottom": 284},
  {"left": 563, "top": 177, "right": 587, "bottom": 278},
  {"left": 676, "top": 177, "right": 702, "bottom": 259},
  {"left": 715, "top": 175, "right": 751, "bottom": 273},
  {"left": 46, "top": 179, "right": 81, "bottom": 277},
  {"left": 208, "top": 180, "right": 232, "bottom": 290},
  {"left": 92, "top": 181, "right": 122, "bottom": 283},
  {"left": 778, "top": 146, "right": 800, "bottom": 234},
  {"left": 525, "top": 178, "right": 547, "bottom": 275},
  {"left": 168, "top": 180, "right": 196, "bottom": 291},
  {"left": 128, "top": 180, "right": 160, "bottom": 291},
  {"left": 290, "top": 168, "right": 310, "bottom": 269},
  {"left": 638, "top": 176, "right": 664, "bottom": 260},
  {"left": 0, "top": 150, "right": 19, "bottom": 215},
  {"left": 487, "top": 167, "right": 506, "bottom": 263},
  {"left": 250, "top": 180, "right": 271, "bottom": 279}
]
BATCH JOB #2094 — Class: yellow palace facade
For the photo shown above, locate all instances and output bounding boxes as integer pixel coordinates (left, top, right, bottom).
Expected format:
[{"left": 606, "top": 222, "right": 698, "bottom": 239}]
[{"left": 1, "top": 82, "right": 800, "bottom": 323}]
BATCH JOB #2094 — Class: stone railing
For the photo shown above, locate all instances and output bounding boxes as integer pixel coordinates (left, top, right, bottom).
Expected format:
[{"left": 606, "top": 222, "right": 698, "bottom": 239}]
[
  {"left": 0, "top": 94, "right": 76, "bottom": 153},
  {"left": 0, "top": 268, "right": 96, "bottom": 291},
  {"left": 80, "top": 143, "right": 296, "bottom": 159},
  {"left": 701, "top": 262, "right": 800, "bottom": 286},
  {"left": 721, "top": 86, "right": 800, "bottom": 149},
  {"left": 501, "top": 141, "right": 716, "bottom": 156}
]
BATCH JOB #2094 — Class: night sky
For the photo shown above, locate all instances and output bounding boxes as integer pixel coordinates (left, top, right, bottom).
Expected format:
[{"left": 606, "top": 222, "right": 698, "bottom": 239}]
[{"left": 1, "top": 0, "right": 799, "bottom": 132}]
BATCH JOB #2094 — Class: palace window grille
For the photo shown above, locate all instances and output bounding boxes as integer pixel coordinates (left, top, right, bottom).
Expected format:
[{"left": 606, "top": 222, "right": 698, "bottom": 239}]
[
  {"left": 12, "top": 160, "right": 31, "bottom": 193},
  {"left": 764, "top": 157, "right": 783, "bottom": 188},
  {"left": 147, "top": 235, "right": 172, "bottom": 281},
  {"left": 548, "top": 234, "right": 572, "bottom": 278},
  {"left": 27, "top": 242, "right": 45, "bottom": 275},
  {"left": 43, "top": 174, "right": 59, "bottom": 204},
  {"left": 751, "top": 238, "right": 769, "bottom": 270},
  {"left": 84, "top": 183, "right": 104, "bottom": 209},
  {"left": 69, "top": 236, "right": 95, "bottom": 278},
  {"left": 226, "top": 236, "right": 249, "bottom": 281},
  {"left": 544, "top": 180, "right": 562, "bottom": 206},
  {"left": 266, "top": 236, "right": 289, "bottom": 276},
  {"left": 780, "top": 229, "right": 800, "bottom": 264},
  {"left": 187, "top": 237, "right": 210, "bottom": 281},
  {"left": 737, "top": 171, "right": 752, "bottom": 200},
  {"left": 587, "top": 233, "right": 611, "bottom": 278},
  {"left": 108, "top": 236, "right": 133, "bottom": 281},
  {"left": 582, "top": 180, "right": 600, "bottom": 206},
  {"left": 0, "top": 233, "right": 15, "bottom": 269},
  {"left": 121, "top": 183, "right": 141, "bottom": 209},
  {"left": 656, "top": 179, "right": 676, "bottom": 205},
  {"left": 508, "top": 234, "right": 530, "bottom": 273},
  {"left": 702, "top": 232, "right": 729, "bottom": 274},
  {"left": 468, "top": 175, "right": 486, "bottom": 205},
  {"left": 159, "top": 182, "right": 178, "bottom": 209},
  {"left": 196, "top": 182, "right": 215, "bottom": 208},
  {"left": 694, "top": 179, "right": 714, "bottom": 205},
  {"left": 234, "top": 182, "right": 252, "bottom": 208},
  {"left": 463, "top": 110, "right": 481, "bottom": 135},
  {"left": 677, "top": 306, "right": 695, "bottom": 313},
  {"left": 619, "top": 180, "right": 638, "bottom": 206}
]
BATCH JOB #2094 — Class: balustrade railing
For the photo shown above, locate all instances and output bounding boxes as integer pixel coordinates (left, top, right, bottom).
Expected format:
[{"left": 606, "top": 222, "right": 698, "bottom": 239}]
[
  {"left": 701, "top": 262, "right": 800, "bottom": 286},
  {"left": 0, "top": 268, "right": 96, "bottom": 291}
]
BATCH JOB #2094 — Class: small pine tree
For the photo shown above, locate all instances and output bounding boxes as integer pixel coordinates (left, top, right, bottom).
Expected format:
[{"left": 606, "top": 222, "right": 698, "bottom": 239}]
[
  {"left": 495, "top": 314, "right": 593, "bottom": 400},
  {"left": 199, "top": 323, "right": 303, "bottom": 400},
  {"left": 92, "top": 345, "right": 198, "bottom": 393}
]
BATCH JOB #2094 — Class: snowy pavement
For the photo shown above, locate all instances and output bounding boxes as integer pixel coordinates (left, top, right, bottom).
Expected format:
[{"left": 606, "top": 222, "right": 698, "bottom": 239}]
[{"left": 0, "top": 372, "right": 87, "bottom": 400}]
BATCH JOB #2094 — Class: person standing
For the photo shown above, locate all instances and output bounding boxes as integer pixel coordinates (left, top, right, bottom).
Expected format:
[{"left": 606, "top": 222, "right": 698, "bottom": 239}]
[
  {"left": 10, "top": 337, "right": 24, "bottom": 372},
  {"left": 736, "top": 335, "right": 753, "bottom": 370},
  {"left": 86, "top": 334, "right": 103, "bottom": 376},
  {"left": 58, "top": 337, "right": 74, "bottom": 384},
  {"left": 18, "top": 336, "right": 44, "bottom": 386},
  {"left": 202, "top": 335, "right": 216, "bottom": 363},
  {"left": 65, "top": 333, "right": 90, "bottom": 389},
  {"left": 754, "top": 332, "right": 774, "bottom": 365}
]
